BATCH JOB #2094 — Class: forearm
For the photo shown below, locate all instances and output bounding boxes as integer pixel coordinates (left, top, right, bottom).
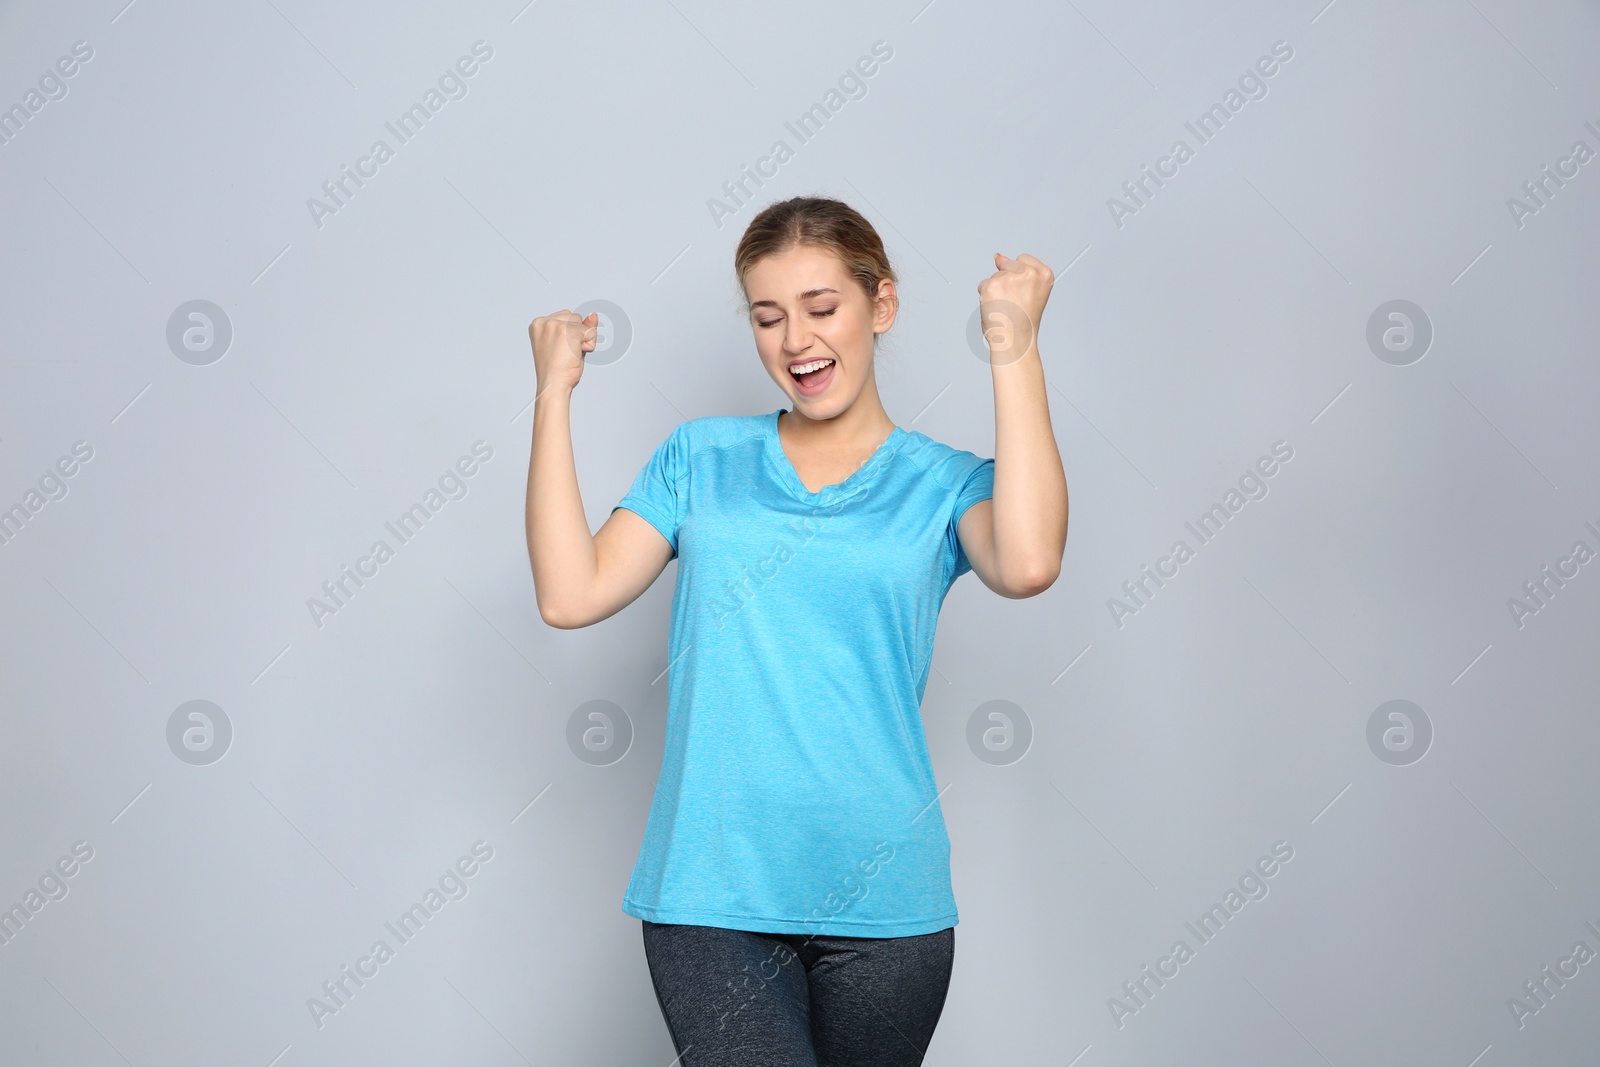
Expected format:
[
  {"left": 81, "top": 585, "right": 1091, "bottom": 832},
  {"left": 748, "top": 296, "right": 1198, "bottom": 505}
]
[
  {"left": 990, "top": 345, "right": 1068, "bottom": 590},
  {"left": 526, "top": 386, "right": 599, "bottom": 624}
]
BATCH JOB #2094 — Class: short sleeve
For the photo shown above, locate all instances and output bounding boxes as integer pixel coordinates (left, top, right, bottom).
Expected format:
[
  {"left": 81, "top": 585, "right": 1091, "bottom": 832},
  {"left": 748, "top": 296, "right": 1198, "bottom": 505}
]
[
  {"left": 612, "top": 423, "right": 690, "bottom": 559},
  {"left": 948, "top": 456, "right": 995, "bottom": 579}
]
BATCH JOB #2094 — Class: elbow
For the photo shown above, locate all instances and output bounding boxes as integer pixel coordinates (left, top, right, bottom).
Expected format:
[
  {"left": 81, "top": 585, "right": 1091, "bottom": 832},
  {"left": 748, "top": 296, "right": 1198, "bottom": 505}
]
[
  {"left": 1009, "top": 561, "right": 1061, "bottom": 599},
  {"left": 1015, "top": 533, "right": 1067, "bottom": 597},
  {"left": 537, "top": 597, "right": 585, "bottom": 630}
]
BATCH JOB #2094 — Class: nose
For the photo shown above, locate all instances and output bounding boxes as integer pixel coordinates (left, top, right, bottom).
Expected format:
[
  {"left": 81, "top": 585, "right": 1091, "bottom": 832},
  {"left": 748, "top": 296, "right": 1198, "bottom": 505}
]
[{"left": 783, "top": 318, "right": 813, "bottom": 356}]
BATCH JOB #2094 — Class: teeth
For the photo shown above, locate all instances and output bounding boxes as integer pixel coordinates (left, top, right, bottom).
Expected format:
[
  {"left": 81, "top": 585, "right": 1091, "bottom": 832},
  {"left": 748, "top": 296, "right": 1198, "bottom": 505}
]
[{"left": 790, "top": 359, "right": 834, "bottom": 376}]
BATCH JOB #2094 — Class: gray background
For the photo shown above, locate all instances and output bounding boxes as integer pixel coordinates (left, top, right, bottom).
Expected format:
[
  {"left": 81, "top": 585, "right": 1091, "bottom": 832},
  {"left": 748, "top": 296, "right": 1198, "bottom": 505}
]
[{"left": 2, "top": 0, "right": 1597, "bottom": 1063}]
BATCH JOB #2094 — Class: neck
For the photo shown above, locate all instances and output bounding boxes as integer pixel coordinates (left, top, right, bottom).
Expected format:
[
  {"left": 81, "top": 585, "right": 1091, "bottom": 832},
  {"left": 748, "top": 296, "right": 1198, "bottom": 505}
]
[{"left": 780, "top": 384, "right": 895, "bottom": 451}]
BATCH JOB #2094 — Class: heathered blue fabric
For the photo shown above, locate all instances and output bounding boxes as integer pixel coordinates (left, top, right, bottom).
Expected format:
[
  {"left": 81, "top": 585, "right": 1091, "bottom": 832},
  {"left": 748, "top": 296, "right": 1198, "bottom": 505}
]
[{"left": 612, "top": 407, "right": 995, "bottom": 937}]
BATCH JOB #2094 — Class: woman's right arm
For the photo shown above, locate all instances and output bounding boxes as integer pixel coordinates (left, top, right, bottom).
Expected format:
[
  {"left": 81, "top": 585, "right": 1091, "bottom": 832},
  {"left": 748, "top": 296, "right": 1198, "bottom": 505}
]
[{"left": 525, "top": 311, "right": 674, "bottom": 630}]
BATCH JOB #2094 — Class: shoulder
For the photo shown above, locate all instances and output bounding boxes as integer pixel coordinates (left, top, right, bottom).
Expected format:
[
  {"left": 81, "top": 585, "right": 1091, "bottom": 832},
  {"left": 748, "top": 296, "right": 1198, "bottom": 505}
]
[
  {"left": 642, "top": 413, "right": 768, "bottom": 469},
  {"left": 898, "top": 428, "right": 993, "bottom": 491},
  {"left": 665, "top": 413, "right": 766, "bottom": 454},
  {"left": 684, "top": 412, "right": 767, "bottom": 445}
]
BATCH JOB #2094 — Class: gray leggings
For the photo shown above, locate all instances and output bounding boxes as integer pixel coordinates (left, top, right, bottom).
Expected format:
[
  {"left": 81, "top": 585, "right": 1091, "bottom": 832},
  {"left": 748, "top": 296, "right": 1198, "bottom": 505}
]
[{"left": 641, "top": 920, "right": 955, "bottom": 1066}]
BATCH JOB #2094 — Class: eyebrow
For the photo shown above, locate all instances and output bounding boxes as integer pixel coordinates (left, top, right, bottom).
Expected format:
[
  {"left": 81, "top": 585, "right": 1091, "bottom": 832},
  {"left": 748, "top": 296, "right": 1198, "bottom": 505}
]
[{"left": 748, "top": 287, "right": 839, "bottom": 310}]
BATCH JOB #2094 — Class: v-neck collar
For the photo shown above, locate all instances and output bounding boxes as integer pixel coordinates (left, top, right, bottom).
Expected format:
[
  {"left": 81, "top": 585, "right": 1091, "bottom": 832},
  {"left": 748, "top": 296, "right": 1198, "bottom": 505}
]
[{"left": 762, "top": 408, "right": 907, "bottom": 506}]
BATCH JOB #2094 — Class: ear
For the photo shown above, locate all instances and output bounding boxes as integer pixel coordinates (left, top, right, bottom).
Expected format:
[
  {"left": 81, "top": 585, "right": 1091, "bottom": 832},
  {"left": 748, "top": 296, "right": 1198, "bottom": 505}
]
[{"left": 873, "top": 278, "right": 898, "bottom": 333}]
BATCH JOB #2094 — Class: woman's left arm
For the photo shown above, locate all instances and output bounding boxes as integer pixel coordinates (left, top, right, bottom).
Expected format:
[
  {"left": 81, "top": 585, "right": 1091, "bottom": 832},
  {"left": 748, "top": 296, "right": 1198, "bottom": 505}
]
[{"left": 957, "top": 252, "right": 1069, "bottom": 599}]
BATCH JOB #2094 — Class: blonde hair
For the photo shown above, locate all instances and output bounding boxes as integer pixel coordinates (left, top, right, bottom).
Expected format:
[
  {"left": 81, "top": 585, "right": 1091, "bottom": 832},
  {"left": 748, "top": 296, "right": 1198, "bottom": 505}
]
[{"left": 734, "top": 197, "right": 897, "bottom": 341}]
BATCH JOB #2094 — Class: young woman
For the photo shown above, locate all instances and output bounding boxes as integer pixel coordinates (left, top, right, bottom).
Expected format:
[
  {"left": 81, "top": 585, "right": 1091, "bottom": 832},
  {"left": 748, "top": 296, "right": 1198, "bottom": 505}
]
[{"left": 525, "top": 197, "right": 1068, "bottom": 1066}]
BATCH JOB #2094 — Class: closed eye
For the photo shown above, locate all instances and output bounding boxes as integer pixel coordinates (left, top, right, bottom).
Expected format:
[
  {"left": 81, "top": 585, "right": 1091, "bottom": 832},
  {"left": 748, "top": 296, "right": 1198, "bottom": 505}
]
[{"left": 756, "top": 308, "right": 838, "bottom": 328}]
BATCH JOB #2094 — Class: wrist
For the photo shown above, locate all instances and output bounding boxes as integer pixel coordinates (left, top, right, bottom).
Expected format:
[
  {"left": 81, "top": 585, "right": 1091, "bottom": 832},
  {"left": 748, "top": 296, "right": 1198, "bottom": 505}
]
[
  {"left": 987, "top": 341, "right": 1041, "bottom": 370},
  {"left": 534, "top": 380, "right": 575, "bottom": 406}
]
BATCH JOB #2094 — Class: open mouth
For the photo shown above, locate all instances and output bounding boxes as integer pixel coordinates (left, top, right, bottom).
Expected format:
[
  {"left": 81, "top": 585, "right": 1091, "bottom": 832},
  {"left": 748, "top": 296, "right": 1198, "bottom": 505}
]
[{"left": 788, "top": 358, "right": 836, "bottom": 396}]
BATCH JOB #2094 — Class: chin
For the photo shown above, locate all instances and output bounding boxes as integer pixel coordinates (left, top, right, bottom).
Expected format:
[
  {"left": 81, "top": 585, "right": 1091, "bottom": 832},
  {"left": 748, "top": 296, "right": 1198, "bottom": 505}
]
[{"left": 793, "top": 395, "right": 852, "bottom": 420}]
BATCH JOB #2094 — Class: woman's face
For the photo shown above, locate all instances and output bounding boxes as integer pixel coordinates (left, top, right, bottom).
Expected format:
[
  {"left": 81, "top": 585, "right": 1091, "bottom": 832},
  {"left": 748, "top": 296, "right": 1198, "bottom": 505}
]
[{"left": 743, "top": 244, "right": 895, "bottom": 421}]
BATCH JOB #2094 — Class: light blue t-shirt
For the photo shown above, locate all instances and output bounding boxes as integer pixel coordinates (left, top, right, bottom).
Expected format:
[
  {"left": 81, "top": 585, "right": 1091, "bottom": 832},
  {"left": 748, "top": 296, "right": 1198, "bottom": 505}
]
[{"left": 612, "top": 407, "right": 995, "bottom": 938}]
